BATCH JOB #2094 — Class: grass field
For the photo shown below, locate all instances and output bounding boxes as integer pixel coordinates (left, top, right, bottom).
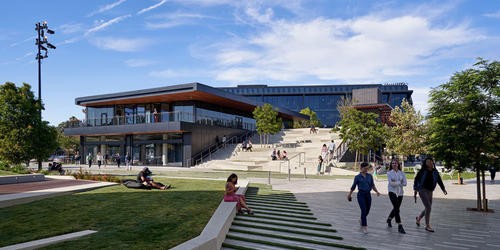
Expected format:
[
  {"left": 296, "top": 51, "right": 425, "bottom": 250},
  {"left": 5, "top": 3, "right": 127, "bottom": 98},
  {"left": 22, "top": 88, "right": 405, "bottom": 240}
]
[{"left": 0, "top": 178, "right": 225, "bottom": 249}]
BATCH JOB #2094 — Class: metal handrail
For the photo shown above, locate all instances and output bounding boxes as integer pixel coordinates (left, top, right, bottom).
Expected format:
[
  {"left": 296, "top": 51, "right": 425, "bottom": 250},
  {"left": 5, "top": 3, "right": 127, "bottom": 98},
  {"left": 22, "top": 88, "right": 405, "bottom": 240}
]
[
  {"left": 191, "top": 130, "right": 255, "bottom": 166},
  {"left": 279, "top": 152, "right": 306, "bottom": 180}
]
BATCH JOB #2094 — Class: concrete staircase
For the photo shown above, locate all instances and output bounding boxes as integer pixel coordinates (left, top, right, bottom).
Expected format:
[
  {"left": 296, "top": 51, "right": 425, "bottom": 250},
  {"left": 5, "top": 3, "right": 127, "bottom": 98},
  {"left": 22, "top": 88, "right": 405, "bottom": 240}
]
[
  {"left": 196, "top": 128, "right": 355, "bottom": 175},
  {"left": 221, "top": 186, "right": 364, "bottom": 250}
]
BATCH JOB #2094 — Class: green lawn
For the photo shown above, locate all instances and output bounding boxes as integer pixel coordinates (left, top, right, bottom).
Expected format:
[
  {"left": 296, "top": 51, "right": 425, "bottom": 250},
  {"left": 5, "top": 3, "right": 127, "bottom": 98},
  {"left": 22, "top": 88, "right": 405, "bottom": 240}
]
[
  {"left": 0, "top": 170, "right": 18, "bottom": 175},
  {"left": 0, "top": 178, "right": 225, "bottom": 249}
]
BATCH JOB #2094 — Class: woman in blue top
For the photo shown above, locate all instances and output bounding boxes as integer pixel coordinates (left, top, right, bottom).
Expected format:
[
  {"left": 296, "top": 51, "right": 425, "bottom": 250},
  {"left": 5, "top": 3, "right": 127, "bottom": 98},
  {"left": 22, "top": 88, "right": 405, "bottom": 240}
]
[
  {"left": 347, "top": 162, "right": 381, "bottom": 234},
  {"left": 414, "top": 157, "right": 447, "bottom": 232}
]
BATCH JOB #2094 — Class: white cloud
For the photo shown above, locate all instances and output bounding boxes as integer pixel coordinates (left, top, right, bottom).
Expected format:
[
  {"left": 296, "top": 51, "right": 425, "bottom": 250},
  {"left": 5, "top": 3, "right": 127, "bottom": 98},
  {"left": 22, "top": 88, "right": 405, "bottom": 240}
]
[
  {"left": 90, "top": 37, "right": 152, "bottom": 52},
  {"left": 484, "top": 10, "right": 500, "bottom": 19},
  {"left": 137, "top": 0, "right": 168, "bottom": 15},
  {"left": 146, "top": 12, "right": 216, "bottom": 29},
  {"left": 58, "top": 23, "right": 85, "bottom": 34},
  {"left": 125, "top": 59, "right": 156, "bottom": 67},
  {"left": 88, "top": 0, "right": 127, "bottom": 17},
  {"left": 10, "top": 36, "right": 36, "bottom": 47},
  {"left": 410, "top": 86, "right": 432, "bottom": 116},
  {"left": 149, "top": 68, "right": 210, "bottom": 79},
  {"left": 212, "top": 14, "right": 481, "bottom": 83},
  {"left": 85, "top": 14, "right": 131, "bottom": 36}
]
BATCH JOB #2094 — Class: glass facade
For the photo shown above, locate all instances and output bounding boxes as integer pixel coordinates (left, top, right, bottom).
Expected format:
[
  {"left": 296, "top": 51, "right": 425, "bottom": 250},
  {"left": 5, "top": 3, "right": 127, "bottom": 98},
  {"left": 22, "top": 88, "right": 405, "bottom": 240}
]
[
  {"left": 220, "top": 84, "right": 412, "bottom": 126},
  {"left": 76, "top": 101, "right": 257, "bottom": 167},
  {"left": 77, "top": 102, "right": 255, "bottom": 130}
]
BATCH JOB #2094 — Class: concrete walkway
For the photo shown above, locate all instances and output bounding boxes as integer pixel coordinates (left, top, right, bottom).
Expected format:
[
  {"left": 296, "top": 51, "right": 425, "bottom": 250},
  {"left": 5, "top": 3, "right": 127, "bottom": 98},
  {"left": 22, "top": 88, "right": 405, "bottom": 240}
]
[{"left": 253, "top": 178, "right": 500, "bottom": 250}]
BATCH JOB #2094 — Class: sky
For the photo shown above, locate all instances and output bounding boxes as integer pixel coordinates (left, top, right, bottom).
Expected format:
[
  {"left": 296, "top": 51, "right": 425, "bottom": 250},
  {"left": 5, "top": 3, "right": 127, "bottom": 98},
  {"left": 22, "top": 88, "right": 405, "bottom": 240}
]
[{"left": 1, "top": 0, "right": 499, "bottom": 126}]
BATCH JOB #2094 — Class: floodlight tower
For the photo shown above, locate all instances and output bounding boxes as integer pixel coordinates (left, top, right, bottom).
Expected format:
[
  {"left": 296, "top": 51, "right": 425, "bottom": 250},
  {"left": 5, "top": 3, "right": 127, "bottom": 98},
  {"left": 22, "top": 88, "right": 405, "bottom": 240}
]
[
  {"left": 35, "top": 21, "right": 56, "bottom": 170},
  {"left": 35, "top": 21, "right": 56, "bottom": 119}
]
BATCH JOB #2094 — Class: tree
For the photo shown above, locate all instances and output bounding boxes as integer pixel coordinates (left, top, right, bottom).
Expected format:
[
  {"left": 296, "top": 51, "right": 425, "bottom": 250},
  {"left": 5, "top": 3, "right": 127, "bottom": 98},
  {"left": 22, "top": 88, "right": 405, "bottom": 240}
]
[
  {"left": 338, "top": 106, "right": 386, "bottom": 169},
  {"left": 253, "top": 103, "right": 282, "bottom": 146},
  {"left": 385, "top": 98, "right": 426, "bottom": 167},
  {"left": 57, "top": 117, "right": 80, "bottom": 155},
  {"left": 427, "top": 58, "right": 500, "bottom": 211},
  {"left": 294, "top": 107, "right": 321, "bottom": 128},
  {"left": 0, "top": 82, "right": 58, "bottom": 168}
]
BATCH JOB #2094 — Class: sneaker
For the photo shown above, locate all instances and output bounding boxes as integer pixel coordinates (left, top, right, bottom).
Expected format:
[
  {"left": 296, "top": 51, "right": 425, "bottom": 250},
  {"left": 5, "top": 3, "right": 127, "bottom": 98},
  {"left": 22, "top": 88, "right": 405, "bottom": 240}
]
[
  {"left": 362, "top": 227, "right": 368, "bottom": 234},
  {"left": 387, "top": 218, "right": 392, "bottom": 228},
  {"left": 425, "top": 226, "right": 435, "bottom": 233},
  {"left": 398, "top": 224, "right": 406, "bottom": 234}
]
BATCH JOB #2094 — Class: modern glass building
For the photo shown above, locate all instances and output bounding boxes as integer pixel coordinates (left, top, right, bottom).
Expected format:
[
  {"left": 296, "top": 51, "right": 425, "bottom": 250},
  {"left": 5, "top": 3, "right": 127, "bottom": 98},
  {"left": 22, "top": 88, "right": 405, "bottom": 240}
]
[
  {"left": 219, "top": 83, "right": 413, "bottom": 126},
  {"left": 64, "top": 83, "right": 308, "bottom": 167}
]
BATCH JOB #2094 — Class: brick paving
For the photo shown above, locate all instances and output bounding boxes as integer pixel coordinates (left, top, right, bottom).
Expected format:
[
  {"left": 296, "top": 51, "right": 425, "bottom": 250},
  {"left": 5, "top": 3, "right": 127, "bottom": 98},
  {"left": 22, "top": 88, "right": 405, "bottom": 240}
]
[{"left": 0, "top": 178, "right": 99, "bottom": 194}]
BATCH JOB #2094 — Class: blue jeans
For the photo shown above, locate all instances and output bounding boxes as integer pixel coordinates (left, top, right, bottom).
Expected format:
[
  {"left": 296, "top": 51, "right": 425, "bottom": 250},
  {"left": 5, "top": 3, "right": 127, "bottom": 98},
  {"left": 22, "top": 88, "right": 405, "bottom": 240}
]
[{"left": 357, "top": 191, "right": 372, "bottom": 226}]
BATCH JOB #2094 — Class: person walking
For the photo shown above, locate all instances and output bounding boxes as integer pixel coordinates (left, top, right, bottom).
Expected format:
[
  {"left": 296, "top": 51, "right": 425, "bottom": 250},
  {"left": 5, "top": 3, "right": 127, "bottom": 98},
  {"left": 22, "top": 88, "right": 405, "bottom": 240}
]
[
  {"left": 489, "top": 164, "right": 497, "bottom": 183},
  {"left": 96, "top": 152, "right": 103, "bottom": 169},
  {"left": 328, "top": 140, "right": 336, "bottom": 161},
  {"left": 115, "top": 153, "right": 121, "bottom": 168},
  {"left": 320, "top": 144, "right": 328, "bottom": 163},
  {"left": 86, "top": 153, "right": 93, "bottom": 168},
  {"left": 414, "top": 157, "right": 447, "bottom": 233},
  {"left": 125, "top": 152, "right": 132, "bottom": 171},
  {"left": 317, "top": 155, "right": 323, "bottom": 175},
  {"left": 347, "top": 162, "right": 381, "bottom": 234},
  {"left": 386, "top": 158, "right": 407, "bottom": 234}
]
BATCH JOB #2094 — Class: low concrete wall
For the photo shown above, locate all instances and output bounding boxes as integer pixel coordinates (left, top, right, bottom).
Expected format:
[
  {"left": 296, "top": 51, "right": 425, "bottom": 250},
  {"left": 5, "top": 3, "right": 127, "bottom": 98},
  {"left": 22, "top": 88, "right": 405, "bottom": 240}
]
[
  {"left": 0, "top": 174, "right": 45, "bottom": 185},
  {"left": 171, "top": 180, "right": 249, "bottom": 250}
]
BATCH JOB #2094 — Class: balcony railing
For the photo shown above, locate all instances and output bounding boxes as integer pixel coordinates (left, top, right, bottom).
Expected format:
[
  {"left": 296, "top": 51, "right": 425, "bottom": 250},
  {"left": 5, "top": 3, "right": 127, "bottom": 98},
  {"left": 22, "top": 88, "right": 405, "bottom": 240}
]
[{"left": 64, "top": 111, "right": 255, "bottom": 131}]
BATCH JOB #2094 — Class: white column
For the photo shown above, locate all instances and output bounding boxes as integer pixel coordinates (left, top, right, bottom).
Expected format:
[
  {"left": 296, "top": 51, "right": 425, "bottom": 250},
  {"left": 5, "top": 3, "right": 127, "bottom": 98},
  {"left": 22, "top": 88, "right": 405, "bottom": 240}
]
[{"left": 162, "top": 134, "right": 168, "bottom": 166}]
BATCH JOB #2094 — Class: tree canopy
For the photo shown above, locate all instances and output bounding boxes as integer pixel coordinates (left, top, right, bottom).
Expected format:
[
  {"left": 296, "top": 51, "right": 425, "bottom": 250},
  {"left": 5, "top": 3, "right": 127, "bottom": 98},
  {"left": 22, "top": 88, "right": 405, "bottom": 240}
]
[
  {"left": 294, "top": 107, "right": 321, "bottom": 128},
  {"left": 338, "top": 106, "right": 386, "bottom": 166},
  {"left": 385, "top": 98, "right": 426, "bottom": 159},
  {"left": 0, "top": 82, "right": 58, "bottom": 166},
  {"left": 253, "top": 103, "right": 282, "bottom": 145},
  {"left": 427, "top": 58, "right": 499, "bottom": 211}
]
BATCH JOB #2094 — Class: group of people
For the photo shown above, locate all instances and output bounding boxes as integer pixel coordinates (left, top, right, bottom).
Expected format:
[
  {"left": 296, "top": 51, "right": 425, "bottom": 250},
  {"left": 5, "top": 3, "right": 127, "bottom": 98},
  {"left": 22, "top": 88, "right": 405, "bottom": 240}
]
[
  {"left": 271, "top": 149, "right": 287, "bottom": 161},
  {"left": 85, "top": 152, "right": 133, "bottom": 170},
  {"left": 348, "top": 157, "right": 447, "bottom": 234},
  {"left": 317, "top": 140, "right": 336, "bottom": 175},
  {"left": 241, "top": 139, "right": 253, "bottom": 152}
]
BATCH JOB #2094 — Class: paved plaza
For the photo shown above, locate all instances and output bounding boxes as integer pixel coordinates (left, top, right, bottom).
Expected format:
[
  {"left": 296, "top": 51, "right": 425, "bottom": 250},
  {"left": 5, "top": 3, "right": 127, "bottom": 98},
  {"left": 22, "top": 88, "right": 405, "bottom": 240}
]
[{"left": 258, "top": 177, "right": 500, "bottom": 250}]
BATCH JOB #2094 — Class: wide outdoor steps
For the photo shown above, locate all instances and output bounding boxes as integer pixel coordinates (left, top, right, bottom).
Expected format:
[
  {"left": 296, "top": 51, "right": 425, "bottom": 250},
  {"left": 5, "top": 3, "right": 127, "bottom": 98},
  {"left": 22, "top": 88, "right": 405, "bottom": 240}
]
[{"left": 221, "top": 187, "right": 364, "bottom": 250}]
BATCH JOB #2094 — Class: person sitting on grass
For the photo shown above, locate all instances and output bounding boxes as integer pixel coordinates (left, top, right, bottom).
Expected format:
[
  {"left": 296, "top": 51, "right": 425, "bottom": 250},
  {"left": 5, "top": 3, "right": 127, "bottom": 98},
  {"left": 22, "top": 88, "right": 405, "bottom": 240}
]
[
  {"left": 224, "top": 173, "right": 253, "bottom": 215},
  {"left": 137, "top": 167, "right": 170, "bottom": 190}
]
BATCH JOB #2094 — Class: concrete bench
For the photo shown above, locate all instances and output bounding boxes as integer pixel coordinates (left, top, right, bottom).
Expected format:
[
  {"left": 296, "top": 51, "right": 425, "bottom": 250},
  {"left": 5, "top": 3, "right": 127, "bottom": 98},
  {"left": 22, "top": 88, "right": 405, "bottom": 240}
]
[{"left": 0, "top": 174, "right": 45, "bottom": 185}]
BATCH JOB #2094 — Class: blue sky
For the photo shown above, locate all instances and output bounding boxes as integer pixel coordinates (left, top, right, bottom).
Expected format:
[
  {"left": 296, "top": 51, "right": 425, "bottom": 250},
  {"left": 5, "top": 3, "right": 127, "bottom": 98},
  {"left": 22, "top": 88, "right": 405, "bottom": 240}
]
[{"left": 1, "top": 0, "right": 499, "bottom": 125}]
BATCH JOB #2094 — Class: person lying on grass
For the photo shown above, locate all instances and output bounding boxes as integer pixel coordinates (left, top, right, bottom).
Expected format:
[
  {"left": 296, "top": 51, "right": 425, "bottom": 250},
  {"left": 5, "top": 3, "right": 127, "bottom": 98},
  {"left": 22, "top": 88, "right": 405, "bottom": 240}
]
[
  {"left": 137, "top": 167, "right": 171, "bottom": 190},
  {"left": 224, "top": 173, "right": 253, "bottom": 215}
]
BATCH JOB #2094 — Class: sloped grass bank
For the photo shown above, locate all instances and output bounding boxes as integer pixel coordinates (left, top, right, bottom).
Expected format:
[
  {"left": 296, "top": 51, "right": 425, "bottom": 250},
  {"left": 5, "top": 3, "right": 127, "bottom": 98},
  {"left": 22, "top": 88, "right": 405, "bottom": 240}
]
[{"left": 0, "top": 178, "right": 224, "bottom": 249}]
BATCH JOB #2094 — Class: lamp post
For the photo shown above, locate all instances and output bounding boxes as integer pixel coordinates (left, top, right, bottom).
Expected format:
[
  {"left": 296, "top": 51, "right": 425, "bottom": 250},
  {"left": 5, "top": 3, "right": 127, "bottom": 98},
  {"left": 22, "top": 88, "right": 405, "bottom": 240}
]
[{"left": 35, "top": 21, "right": 56, "bottom": 170}]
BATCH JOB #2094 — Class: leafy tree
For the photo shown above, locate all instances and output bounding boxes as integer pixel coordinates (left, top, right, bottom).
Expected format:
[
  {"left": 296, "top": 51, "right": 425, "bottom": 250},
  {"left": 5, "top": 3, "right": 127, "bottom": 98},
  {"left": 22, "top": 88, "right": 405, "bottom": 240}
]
[
  {"left": 427, "top": 58, "right": 499, "bottom": 211},
  {"left": 385, "top": 98, "right": 426, "bottom": 167},
  {"left": 57, "top": 117, "right": 80, "bottom": 155},
  {"left": 0, "top": 82, "right": 58, "bottom": 169},
  {"left": 294, "top": 107, "right": 321, "bottom": 128},
  {"left": 338, "top": 106, "right": 386, "bottom": 169},
  {"left": 253, "top": 103, "right": 282, "bottom": 146}
]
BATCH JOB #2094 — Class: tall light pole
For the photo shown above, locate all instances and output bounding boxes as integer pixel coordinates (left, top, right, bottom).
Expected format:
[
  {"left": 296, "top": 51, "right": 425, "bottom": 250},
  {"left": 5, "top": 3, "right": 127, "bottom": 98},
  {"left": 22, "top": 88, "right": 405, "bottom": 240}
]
[{"left": 35, "top": 21, "right": 56, "bottom": 170}]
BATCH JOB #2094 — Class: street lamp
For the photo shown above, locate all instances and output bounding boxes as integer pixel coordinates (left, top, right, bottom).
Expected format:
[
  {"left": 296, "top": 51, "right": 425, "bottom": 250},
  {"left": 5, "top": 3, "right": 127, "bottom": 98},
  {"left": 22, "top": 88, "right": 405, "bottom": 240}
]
[{"left": 35, "top": 21, "right": 56, "bottom": 170}]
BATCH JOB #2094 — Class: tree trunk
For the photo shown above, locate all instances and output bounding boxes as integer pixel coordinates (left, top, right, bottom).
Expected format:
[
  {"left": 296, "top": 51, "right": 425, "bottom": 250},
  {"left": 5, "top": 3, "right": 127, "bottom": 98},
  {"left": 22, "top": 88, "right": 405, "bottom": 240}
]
[
  {"left": 457, "top": 172, "right": 461, "bottom": 185},
  {"left": 355, "top": 150, "right": 359, "bottom": 171},
  {"left": 475, "top": 164, "right": 482, "bottom": 211},
  {"left": 481, "top": 169, "right": 486, "bottom": 211}
]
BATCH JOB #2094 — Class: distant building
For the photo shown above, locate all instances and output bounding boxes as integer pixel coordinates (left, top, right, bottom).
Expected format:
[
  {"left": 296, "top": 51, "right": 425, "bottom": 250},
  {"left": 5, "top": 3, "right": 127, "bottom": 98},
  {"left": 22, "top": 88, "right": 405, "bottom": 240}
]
[
  {"left": 64, "top": 82, "right": 307, "bottom": 167},
  {"left": 219, "top": 83, "right": 413, "bottom": 126}
]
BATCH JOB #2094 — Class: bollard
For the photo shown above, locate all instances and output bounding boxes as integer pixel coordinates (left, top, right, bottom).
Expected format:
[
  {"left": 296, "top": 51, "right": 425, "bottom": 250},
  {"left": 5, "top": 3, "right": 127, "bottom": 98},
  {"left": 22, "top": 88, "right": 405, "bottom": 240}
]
[
  {"left": 288, "top": 169, "right": 291, "bottom": 182},
  {"left": 268, "top": 171, "right": 271, "bottom": 184},
  {"left": 304, "top": 167, "right": 307, "bottom": 179}
]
